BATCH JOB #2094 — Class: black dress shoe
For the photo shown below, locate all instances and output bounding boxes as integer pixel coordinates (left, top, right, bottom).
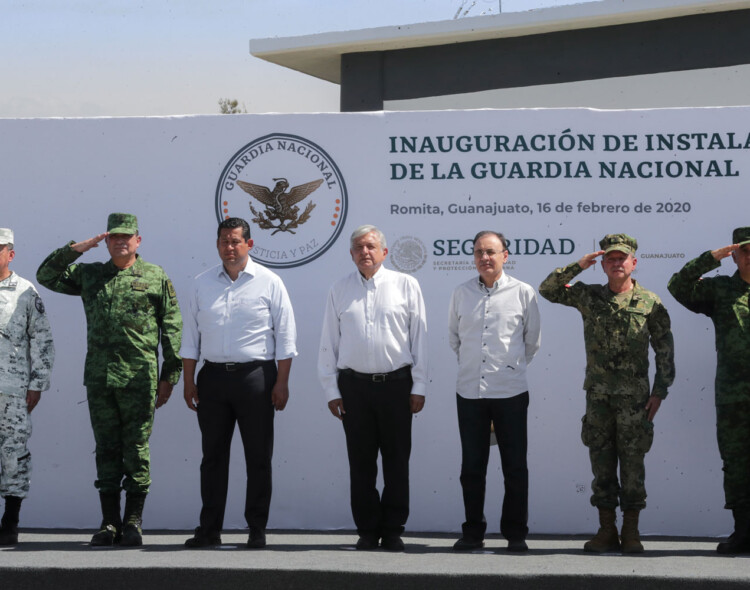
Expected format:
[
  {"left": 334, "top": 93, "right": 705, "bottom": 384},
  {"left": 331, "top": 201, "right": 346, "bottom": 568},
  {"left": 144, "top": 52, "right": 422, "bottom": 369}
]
[
  {"left": 355, "top": 535, "right": 379, "bottom": 550},
  {"left": 507, "top": 539, "right": 528, "bottom": 552},
  {"left": 717, "top": 533, "right": 750, "bottom": 555},
  {"left": 381, "top": 535, "right": 405, "bottom": 552},
  {"left": 453, "top": 537, "right": 484, "bottom": 551},
  {"left": 184, "top": 527, "right": 222, "bottom": 548},
  {"left": 247, "top": 528, "right": 266, "bottom": 549}
]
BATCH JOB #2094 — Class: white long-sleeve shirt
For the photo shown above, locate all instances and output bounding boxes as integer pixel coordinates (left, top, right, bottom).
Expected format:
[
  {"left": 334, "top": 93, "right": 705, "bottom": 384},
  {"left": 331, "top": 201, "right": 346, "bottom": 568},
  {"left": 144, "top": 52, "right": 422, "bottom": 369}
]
[
  {"left": 449, "top": 273, "right": 541, "bottom": 399},
  {"left": 318, "top": 266, "right": 428, "bottom": 402},
  {"left": 0, "top": 272, "right": 55, "bottom": 397},
  {"left": 180, "top": 258, "right": 297, "bottom": 363}
]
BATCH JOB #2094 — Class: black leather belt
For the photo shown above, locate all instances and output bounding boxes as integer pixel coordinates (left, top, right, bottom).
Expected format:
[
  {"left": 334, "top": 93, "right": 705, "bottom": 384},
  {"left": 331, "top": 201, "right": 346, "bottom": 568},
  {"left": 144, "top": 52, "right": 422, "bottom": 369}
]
[
  {"left": 204, "top": 360, "right": 268, "bottom": 372},
  {"left": 340, "top": 366, "right": 412, "bottom": 383}
]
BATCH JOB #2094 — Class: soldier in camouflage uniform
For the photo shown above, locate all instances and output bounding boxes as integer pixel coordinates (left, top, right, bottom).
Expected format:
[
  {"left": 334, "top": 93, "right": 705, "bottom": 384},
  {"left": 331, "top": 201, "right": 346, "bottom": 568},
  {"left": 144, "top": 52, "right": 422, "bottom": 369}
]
[
  {"left": 539, "top": 234, "right": 675, "bottom": 553},
  {"left": 36, "top": 213, "right": 181, "bottom": 547},
  {"left": 668, "top": 227, "right": 750, "bottom": 554},
  {"left": 0, "top": 228, "right": 55, "bottom": 545}
]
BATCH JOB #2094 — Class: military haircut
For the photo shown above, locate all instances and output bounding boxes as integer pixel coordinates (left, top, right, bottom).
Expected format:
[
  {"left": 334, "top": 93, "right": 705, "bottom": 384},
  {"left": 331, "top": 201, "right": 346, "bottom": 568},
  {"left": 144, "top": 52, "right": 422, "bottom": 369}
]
[{"left": 218, "top": 217, "right": 251, "bottom": 241}]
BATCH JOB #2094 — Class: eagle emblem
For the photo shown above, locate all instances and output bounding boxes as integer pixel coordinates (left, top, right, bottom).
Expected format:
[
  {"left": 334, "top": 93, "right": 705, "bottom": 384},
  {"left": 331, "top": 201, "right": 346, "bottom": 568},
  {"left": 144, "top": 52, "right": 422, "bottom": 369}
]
[{"left": 237, "top": 177, "right": 323, "bottom": 235}]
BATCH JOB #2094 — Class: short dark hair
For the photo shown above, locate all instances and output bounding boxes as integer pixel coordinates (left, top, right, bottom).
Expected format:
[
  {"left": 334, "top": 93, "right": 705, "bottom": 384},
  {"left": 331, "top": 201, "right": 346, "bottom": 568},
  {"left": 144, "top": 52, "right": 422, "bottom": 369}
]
[
  {"left": 473, "top": 230, "right": 507, "bottom": 250},
  {"left": 218, "top": 217, "right": 251, "bottom": 241}
]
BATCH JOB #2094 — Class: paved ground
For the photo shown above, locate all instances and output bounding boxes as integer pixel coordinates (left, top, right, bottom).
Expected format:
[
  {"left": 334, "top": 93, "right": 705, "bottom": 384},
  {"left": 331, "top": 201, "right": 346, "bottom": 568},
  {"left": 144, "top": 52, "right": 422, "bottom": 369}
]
[{"left": 1, "top": 530, "right": 748, "bottom": 590}]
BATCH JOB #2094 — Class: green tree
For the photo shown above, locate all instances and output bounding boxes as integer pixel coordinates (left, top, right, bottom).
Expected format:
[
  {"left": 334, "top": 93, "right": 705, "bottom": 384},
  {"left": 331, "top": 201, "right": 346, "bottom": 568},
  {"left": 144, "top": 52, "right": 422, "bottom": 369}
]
[{"left": 218, "top": 98, "right": 246, "bottom": 114}]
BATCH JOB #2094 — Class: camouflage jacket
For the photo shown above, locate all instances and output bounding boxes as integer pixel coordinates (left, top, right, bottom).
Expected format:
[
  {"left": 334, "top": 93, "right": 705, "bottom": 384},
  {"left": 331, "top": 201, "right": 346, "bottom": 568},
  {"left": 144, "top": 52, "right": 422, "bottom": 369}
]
[
  {"left": 668, "top": 250, "right": 750, "bottom": 405},
  {"left": 0, "top": 272, "right": 55, "bottom": 397},
  {"left": 539, "top": 262, "right": 675, "bottom": 398},
  {"left": 36, "top": 243, "right": 182, "bottom": 389}
]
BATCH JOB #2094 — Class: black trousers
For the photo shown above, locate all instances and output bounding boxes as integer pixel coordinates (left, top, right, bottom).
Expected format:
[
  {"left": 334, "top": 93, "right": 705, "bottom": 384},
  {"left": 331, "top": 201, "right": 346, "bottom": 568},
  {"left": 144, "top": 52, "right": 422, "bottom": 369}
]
[
  {"left": 456, "top": 392, "right": 529, "bottom": 542},
  {"left": 339, "top": 371, "right": 413, "bottom": 538},
  {"left": 196, "top": 361, "right": 277, "bottom": 534}
]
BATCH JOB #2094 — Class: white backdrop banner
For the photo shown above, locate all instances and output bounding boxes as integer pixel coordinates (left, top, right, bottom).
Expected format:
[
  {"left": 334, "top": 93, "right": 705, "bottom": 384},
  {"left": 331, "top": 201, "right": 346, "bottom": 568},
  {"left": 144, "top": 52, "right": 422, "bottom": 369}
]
[{"left": 2, "top": 107, "right": 747, "bottom": 535}]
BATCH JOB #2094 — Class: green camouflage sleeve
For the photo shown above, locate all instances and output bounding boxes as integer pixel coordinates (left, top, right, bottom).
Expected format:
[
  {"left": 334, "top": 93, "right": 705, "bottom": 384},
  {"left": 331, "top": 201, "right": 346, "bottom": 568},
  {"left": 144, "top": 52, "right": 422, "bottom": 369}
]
[
  {"left": 157, "top": 273, "right": 183, "bottom": 385},
  {"left": 539, "top": 261, "right": 585, "bottom": 307},
  {"left": 36, "top": 242, "right": 85, "bottom": 296},
  {"left": 648, "top": 299, "right": 675, "bottom": 399},
  {"left": 667, "top": 250, "right": 720, "bottom": 316}
]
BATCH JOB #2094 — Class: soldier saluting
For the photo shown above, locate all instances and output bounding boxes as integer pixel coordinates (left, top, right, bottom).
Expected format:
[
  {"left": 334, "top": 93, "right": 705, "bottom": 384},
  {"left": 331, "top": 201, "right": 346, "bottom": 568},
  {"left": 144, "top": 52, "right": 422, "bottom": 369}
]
[
  {"left": 539, "top": 234, "right": 674, "bottom": 554},
  {"left": 37, "top": 213, "right": 182, "bottom": 547},
  {"left": 668, "top": 227, "right": 750, "bottom": 554}
]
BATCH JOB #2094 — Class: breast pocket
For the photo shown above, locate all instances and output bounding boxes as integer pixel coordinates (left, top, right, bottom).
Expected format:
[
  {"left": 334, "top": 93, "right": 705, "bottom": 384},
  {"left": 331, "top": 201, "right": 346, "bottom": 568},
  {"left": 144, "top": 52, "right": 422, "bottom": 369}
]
[
  {"left": 626, "top": 308, "right": 649, "bottom": 339},
  {"left": 124, "top": 292, "right": 156, "bottom": 334}
]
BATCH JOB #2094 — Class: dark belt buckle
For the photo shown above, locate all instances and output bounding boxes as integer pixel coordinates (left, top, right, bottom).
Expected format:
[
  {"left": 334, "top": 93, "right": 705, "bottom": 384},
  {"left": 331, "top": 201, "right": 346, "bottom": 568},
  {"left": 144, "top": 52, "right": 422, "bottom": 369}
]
[
  {"left": 225, "top": 363, "right": 237, "bottom": 372},
  {"left": 372, "top": 373, "right": 387, "bottom": 383}
]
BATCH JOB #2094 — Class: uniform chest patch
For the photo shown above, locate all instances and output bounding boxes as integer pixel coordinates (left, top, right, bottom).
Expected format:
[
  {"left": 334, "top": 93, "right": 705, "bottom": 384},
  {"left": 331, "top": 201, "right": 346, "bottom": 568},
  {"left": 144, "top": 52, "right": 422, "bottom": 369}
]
[{"left": 132, "top": 281, "right": 148, "bottom": 292}]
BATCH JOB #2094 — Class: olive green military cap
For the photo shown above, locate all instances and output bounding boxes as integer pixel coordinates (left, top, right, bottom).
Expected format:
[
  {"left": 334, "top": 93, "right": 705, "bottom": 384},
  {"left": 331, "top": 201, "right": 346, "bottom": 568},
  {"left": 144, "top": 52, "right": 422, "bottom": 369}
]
[
  {"left": 732, "top": 227, "right": 750, "bottom": 247},
  {"left": 107, "top": 213, "right": 138, "bottom": 235},
  {"left": 0, "top": 228, "right": 13, "bottom": 247},
  {"left": 599, "top": 233, "right": 637, "bottom": 255}
]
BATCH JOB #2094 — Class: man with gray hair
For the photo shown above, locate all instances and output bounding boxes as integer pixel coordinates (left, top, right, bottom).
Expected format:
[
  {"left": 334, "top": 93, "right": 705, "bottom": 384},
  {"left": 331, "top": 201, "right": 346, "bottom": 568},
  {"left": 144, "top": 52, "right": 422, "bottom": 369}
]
[
  {"left": 0, "top": 228, "right": 55, "bottom": 545},
  {"left": 319, "top": 225, "right": 427, "bottom": 551}
]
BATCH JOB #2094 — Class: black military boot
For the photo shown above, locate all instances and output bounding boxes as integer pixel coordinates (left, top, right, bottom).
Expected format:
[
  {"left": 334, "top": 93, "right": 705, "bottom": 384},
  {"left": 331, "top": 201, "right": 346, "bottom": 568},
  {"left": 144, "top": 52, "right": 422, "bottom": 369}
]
[
  {"left": 0, "top": 496, "right": 22, "bottom": 546},
  {"left": 120, "top": 493, "right": 146, "bottom": 547},
  {"left": 90, "top": 492, "right": 122, "bottom": 547},
  {"left": 717, "top": 510, "right": 750, "bottom": 554}
]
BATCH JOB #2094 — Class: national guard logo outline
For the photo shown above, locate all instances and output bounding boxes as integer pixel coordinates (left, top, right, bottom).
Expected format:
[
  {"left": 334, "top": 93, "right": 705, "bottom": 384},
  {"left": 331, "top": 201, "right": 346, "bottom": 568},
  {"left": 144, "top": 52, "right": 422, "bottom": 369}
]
[{"left": 215, "top": 133, "right": 348, "bottom": 269}]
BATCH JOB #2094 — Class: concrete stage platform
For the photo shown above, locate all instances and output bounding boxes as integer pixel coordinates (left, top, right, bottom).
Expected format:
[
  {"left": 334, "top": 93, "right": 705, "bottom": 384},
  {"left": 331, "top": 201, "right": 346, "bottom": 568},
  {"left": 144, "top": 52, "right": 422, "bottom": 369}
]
[{"left": 1, "top": 530, "right": 748, "bottom": 590}]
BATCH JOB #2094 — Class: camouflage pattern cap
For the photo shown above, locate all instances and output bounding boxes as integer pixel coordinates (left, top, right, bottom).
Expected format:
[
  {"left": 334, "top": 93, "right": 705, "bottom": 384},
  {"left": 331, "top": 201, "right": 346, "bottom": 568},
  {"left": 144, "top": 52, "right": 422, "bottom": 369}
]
[
  {"left": 599, "top": 233, "right": 637, "bottom": 255},
  {"left": 107, "top": 213, "right": 138, "bottom": 235},
  {"left": 732, "top": 227, "right": 750, "bottom": 247},
  {"left": 0, "top": 228, "right": 14, "bottom": 247}
]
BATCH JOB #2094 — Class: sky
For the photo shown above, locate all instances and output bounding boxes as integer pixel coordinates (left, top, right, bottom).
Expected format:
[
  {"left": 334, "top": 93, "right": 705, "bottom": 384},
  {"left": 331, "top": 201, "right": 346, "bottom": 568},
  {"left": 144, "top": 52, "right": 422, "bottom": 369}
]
[{"left": 0, "top": 0, "right": 587, "bottom": 118}]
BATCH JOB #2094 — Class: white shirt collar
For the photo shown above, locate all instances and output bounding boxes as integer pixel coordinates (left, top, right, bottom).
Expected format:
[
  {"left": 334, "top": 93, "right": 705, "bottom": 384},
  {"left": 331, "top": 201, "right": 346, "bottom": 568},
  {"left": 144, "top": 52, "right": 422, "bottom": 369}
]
[
  {"left": 478, "top": 271, "right": 507, "bottom": 292},
  {"left": 217, "top": 256, "right": 256, "bottom": 282}
]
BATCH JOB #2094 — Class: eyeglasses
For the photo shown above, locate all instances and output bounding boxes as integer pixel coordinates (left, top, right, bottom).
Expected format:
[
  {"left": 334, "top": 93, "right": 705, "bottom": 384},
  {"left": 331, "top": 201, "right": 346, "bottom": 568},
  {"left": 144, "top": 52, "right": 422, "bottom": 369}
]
[{"left": 473, "top": 249, "right": 506, "bottom": 258}]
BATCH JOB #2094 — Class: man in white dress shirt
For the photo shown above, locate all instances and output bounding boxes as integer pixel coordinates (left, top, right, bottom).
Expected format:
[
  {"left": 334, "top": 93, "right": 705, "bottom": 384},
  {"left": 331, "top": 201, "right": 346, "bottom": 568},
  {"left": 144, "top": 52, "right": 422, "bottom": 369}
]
[
  {"left": 449, "top": 231, "right": 541, "bottom": 553},
  {"left": 319, "top": 225, "right": 427, "bottom": 552},
  {"left": 181, "top": 218, "right": 297, "bottom": 549}
]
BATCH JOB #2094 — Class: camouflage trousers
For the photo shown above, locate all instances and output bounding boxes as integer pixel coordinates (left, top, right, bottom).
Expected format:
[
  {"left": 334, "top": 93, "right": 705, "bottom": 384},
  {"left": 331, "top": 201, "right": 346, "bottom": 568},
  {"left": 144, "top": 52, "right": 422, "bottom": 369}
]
[
  {"left": 87, "top": 386, "right": 156, "bottom": 495},
  {"left": 716, "top": 401, "right": 750, "bottom": 511},
  {"left": 0, "top": 393, "right": 32, "bottom": 498},
  {"left": 581, "top": 390, "right": 654, "bottom": 511}
]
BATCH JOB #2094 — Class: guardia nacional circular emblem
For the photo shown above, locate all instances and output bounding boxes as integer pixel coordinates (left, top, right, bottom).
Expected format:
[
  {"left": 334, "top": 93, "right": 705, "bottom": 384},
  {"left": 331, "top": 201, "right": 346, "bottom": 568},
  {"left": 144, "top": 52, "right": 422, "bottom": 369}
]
[{"left": 215, "top": 133, "right": 348, "bottom": 269}]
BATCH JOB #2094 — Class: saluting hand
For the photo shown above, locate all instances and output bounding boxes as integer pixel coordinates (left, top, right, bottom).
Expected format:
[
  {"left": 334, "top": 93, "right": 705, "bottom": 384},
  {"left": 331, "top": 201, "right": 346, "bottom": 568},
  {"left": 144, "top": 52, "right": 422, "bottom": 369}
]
[
  {"left": 578, "top": 250, "right": 606, "bottom": 270},
  {"left": 711, "top": 244, "right": 739, "bottom": 261},
  {"left": 71, "top": 233, "right": 108, "bottom": 253}
]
